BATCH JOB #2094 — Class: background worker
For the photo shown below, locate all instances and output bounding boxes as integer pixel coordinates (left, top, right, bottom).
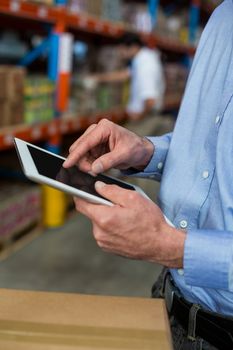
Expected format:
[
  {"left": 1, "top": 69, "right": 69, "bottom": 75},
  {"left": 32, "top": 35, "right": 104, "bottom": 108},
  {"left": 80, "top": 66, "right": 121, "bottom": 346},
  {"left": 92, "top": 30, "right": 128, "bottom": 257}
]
[
  {"left": 89, "top": 32, "right": 166, "bottom": 120},
  {"left": 64, "top": 1, "right": 233, "bottom": 349}
]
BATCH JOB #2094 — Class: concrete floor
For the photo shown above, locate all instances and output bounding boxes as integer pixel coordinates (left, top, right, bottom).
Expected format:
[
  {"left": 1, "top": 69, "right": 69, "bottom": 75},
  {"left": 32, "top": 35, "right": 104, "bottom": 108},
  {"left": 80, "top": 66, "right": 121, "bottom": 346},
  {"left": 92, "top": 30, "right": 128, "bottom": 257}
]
[
  {"left": 0, "top": 214, "right": 161, "bottom": 297},
  {"left": 0, "top": 114, "right": 174, "bottom": 298}
]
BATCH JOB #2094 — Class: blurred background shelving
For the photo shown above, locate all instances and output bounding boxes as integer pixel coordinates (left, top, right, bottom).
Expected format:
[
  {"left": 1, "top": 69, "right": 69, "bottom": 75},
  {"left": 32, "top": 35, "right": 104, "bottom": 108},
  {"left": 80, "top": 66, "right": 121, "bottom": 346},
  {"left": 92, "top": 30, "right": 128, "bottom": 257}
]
[{"left": 0, "top": 0, "right": 222, "bottom": 276}]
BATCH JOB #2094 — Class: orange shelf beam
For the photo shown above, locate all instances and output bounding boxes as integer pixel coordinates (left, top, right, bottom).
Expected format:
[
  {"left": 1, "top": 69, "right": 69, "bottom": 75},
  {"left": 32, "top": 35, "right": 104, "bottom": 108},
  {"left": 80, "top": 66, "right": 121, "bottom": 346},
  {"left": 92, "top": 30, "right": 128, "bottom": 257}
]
[
  {"left": 0, "top": 109, "right": 126, "bottom": 151},
  {"left": 0, "top": 0, "right": 59, "bottom": 23},
  {"left": 0, "top": 93, "right": 182, "bottom": 152}
]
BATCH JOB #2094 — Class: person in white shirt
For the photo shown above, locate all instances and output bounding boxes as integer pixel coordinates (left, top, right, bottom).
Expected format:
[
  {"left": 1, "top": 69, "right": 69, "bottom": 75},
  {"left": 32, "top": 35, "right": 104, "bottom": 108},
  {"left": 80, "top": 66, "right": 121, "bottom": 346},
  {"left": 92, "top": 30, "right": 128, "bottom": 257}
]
[
  {"left": 126, "top": 38, "right": 165, "bottom": 118},
  {"left": 91, "top": 33, "right": 166, "bottom": 120}
]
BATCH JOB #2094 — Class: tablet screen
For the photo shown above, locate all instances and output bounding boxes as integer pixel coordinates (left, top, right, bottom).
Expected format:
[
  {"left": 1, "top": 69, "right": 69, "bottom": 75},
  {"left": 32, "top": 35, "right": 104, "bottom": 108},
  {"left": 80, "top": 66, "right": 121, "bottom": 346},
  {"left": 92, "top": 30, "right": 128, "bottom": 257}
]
[{"left": 27, "top": 145, "right": 135, "bottom": 199}]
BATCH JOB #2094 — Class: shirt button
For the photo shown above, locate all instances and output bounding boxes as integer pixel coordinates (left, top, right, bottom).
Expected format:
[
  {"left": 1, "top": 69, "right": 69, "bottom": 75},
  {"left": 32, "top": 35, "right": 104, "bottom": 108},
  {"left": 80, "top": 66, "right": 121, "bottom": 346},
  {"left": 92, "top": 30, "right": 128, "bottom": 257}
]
[
  {"left": 180, "top": 220, "right": 188, "bottom": 229},
  {"left": 202, "top": 171, "right": 209, "bottom": 179},
  {"left": 215, "top": 115, "right": 220, "bottom": 124},
  {"left": 157, "top": 162, "right": 163, "bottom": 170},
  {"left": 178, "top": 269, "right": 184, "bottom": 276}
]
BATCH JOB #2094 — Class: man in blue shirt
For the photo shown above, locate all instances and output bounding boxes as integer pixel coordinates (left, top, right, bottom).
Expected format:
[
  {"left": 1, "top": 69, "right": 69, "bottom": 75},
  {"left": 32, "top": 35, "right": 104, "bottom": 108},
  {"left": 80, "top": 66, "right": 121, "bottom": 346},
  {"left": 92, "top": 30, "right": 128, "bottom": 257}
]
[{"left": 64, "top": 1, "right": 233, "bottom": 349}]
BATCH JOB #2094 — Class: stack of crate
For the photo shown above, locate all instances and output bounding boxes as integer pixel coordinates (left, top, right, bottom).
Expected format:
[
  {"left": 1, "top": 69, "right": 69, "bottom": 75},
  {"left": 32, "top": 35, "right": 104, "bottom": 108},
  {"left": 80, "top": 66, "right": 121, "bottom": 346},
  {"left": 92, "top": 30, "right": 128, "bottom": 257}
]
[
  {"left": 22, "top": 0, "right": 54, "bottom": 5},
  {"left": 68, "top": 0, "right": 122, "bottom": 22},
  {"left": 68, "top": 0, "right": 102, "bottom": 17},
  {"left": 24, "top": 76, "right": 55, "bottom": 124},
  {"left": 0, "top": 66, "right": 25, "bottom": 128},
  {"left": 0, "top": 182, "right": 41, "bottom": 250},
  {"left": 70, "top": 76, "right": 125, "bottom": 115}
]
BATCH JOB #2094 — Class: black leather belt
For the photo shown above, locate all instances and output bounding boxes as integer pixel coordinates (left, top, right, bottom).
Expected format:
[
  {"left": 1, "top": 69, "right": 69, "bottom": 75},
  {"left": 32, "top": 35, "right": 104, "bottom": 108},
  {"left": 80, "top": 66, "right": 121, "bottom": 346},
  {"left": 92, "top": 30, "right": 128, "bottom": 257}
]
[{"left": 164, "top": 275, "right": 233, "bottom": 350}]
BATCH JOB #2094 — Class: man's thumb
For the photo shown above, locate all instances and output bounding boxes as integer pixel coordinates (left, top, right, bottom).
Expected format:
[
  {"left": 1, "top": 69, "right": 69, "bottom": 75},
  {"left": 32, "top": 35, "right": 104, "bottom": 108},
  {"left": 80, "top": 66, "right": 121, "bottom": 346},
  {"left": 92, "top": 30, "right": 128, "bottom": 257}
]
[
  {"left": 95, "top": 181, "right": 130, "bottom": 206},
  {"left": 92, "top": 150, "right": 120, "bottom": 174}
]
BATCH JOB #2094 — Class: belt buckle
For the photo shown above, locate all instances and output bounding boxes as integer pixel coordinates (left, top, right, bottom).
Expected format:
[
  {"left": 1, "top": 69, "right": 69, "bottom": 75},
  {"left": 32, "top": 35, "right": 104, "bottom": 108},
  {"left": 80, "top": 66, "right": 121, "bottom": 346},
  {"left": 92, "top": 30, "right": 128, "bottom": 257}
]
[{"left": 164, "top": 276, "right": 175, "bottom": 313}]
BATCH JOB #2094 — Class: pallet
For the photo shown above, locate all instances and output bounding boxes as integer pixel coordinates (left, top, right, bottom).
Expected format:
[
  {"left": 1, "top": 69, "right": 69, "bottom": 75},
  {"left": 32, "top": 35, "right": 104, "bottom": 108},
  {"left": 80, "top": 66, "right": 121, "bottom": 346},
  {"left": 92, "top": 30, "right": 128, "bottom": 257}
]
[{"left": 0, "top": 222, "right": 42, "bottom": 262}]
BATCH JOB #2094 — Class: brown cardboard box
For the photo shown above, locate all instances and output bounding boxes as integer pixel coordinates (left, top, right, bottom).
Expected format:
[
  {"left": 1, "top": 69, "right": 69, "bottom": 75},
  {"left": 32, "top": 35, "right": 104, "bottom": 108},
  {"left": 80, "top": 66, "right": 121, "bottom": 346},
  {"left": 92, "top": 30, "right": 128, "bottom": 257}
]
[
  {"left": 0, "top": 289, "right": 172, "bottom": 350},
  {"left": 0, "top": 66, "right": 25, "bottom": 127},
  {"left": 9, "top": 99, "right": 24, "bottom": 125},
  {"left": 88, "top": 0, "right": 102, "bottom": 17},
  {"left": 23, "top": 0, "right": 54, "bottom": 5},
  {"left": 0, "top": 66, "right": 25, "bottom": 100},
  {"left": 0, "top": 99, "right": 24, "bottom": 127},
  {"left": 0, "top": 101, "right": 11, "bottom": 127}
]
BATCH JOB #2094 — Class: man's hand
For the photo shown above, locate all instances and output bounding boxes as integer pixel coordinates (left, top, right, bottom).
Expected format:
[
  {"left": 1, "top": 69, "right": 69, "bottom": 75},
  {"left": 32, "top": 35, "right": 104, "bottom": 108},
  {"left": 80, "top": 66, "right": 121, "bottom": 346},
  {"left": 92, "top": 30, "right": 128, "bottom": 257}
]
[
  {"left": 74, "top": 181, "right": 186, "bottom": 268},
  {"left": 63, "top": 119, "right": 154, "bottom": 175}
]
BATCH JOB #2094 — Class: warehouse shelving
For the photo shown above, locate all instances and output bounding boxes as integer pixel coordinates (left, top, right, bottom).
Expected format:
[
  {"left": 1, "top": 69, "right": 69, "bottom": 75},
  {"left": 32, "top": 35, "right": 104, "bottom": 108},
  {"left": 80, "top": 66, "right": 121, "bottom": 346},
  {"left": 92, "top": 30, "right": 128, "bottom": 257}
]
[
  {"left": 0, "top": 0, "right": 124, "bottom": 37},
  {"left": 0, "top": 93, "right": 181, "bottom": 151},
  {"left": 0, "top": 109, "right": 125, "bottom": 151},
  {"left": 0, "top": 0, "right": 219, "bottom": 145},
  {"left": 0, "top": 0, "right": 195, "bottom": 54},
  {"left": 0, "top": 0, "right": 197, "bottom": 153},
  {"left": 0, "top": 0, "right": 214, "bottom": 250},
  {"left": 0, "top": 1, "right": 189, "bottom": 150}
]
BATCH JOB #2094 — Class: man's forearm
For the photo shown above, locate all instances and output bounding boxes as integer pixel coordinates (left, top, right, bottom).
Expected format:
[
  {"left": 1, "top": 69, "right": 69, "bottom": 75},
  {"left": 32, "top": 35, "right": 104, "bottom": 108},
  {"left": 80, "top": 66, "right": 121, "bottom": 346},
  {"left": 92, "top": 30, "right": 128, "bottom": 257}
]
[
  {"left": 134, "top": 137, "right": 155, "bottom": 171},
  {"left": 153, "top": 225, "right": 186, "bottom": 268},
  {"left": 95, "top": 70, "right": 130, "bottom": 83}
]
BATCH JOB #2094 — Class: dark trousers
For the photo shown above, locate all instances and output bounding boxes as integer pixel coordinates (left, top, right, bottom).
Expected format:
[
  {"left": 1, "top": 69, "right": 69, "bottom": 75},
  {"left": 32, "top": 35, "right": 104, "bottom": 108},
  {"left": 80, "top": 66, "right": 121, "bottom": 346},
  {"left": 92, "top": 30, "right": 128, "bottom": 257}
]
[{"left": 151, "top": 269, "right": 218, "bottom": 350}]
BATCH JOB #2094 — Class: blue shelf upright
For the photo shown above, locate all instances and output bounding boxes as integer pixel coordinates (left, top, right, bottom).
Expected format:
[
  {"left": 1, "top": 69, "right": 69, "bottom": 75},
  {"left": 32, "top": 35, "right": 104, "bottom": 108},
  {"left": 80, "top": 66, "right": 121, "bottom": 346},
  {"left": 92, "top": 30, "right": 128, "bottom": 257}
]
[
  {"left": 189, "top": 0, "right": 200, "bottom": 44},
  {"left": 147, "top": 0, "right": 160, "bottom": 28}
]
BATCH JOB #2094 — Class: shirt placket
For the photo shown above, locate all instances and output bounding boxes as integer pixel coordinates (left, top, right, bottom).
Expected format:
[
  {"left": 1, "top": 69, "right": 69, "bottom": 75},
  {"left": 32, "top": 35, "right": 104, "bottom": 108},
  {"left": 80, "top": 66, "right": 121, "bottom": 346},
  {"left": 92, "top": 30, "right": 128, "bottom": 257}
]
[{"left": 173, "top": 90, "right": 233, "bottom": 231}]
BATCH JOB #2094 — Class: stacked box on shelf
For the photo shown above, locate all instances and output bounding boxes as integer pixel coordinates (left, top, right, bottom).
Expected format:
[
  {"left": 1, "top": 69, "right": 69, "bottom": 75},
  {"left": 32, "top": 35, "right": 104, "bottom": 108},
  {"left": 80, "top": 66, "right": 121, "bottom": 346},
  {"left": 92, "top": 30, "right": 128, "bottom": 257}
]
[
  {"left": 0, "top": 182, "right": 41, "bottom": 246},
  {"left": 70, "top": 77, "right": 125, "bottom": 115},
  {"left": 154, "top": 8, "right": 190, "bottom": 43},
  {"left": 88, "top": 0, "right": 102, "bottom": 18},
  {"left": 69, "top": 76, "right": 97, "bottom": 115},
  {"left": 68, "top": 0, "right": 122, "bottom": 22},
  {"left": 70, "top": 44, "right": 126, "bottom": 115},
  {"left": 122, "top": 2, "right": 152, "bottom": 32},
  {"left": 97, "top": 83, "right": 124, "bottom": 111},
  {"left": 101, "top": 0, "right": 122, "bottom": 22},
  {"left": 24, "top": 76, "right": 55, "bottom": 124},
  {"left": 122, "top": 2, "right": 193, "bottom": 41},
  {"left": 0, "top": 66, "right": 25, "bottom": 127},
  {"left": 22, "top": 0, "right": 54, "bottom": 5},
  {"left": 68, "top": 0, "right": 88, "bottom": 14},
  {"left": 68, "top": 0, "right": 102, "bottom": 17},
  {"left": 96, "top": 46, "right": 123, "bottom": 73}
]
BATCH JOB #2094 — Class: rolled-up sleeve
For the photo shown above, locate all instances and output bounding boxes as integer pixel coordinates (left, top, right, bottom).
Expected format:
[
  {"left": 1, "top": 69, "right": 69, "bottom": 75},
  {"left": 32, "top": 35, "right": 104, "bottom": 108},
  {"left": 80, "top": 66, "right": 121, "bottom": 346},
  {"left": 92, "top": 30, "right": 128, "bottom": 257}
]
[{"left": 184, "top": 229, "right": 233, "bottom": 290}]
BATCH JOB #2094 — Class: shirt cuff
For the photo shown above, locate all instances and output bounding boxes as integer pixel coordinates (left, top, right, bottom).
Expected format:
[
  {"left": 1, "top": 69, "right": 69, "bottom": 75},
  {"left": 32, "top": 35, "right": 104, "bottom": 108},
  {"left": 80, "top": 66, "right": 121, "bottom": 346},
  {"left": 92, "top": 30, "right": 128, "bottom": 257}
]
[
  {"left": 122, "top": 135, "right": 171, "bottom": 180},
  {"left": 184, "top": 229, "right": 233, "bottom": 290}
]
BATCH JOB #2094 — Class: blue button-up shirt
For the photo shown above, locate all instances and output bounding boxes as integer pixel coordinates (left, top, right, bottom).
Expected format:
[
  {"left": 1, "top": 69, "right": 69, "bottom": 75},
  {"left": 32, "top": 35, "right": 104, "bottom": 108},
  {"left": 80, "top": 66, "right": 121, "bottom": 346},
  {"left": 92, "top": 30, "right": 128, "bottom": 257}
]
[{"left": 137, "top": 0, "right": 233, "bottom": 316}]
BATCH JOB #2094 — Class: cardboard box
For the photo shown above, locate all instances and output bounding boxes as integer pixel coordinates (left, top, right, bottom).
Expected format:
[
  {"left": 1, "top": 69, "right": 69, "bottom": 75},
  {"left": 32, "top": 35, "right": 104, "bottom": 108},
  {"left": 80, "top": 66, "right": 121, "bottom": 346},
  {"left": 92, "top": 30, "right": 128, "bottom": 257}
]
[
  {"left": 0, "top": 99, "right": 24, "bottom": 127},
  {"left": 0, "top": 66, "right": 25, "bottom": 100},
  {"left": 0, "top": 289, "right": 172, "bottom": 350},
  {"left": 0, "top": 101, "right": 11, "bottom": 127},
  {"left": 24, "top": 0, "right": 54, "bottom": 5}
]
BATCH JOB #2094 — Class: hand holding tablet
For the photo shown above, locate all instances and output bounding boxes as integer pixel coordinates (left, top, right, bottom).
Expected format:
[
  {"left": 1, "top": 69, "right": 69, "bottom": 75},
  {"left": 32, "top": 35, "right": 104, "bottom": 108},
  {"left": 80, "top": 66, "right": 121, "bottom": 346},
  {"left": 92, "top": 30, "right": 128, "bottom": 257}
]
[
  {"left": 14, "top": 138, "right": 149, "bottom": 206},
  {"left": 14, "top": 125, "right": 179, "bottom": 267}
]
